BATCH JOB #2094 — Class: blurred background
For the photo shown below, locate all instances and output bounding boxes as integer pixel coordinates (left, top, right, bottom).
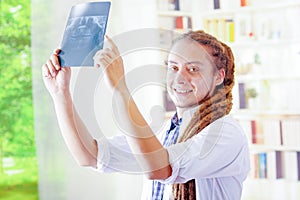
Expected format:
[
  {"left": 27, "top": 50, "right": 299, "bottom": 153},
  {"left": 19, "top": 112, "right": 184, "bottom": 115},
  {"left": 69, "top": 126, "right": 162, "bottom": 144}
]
[
  {"left": 0, "top": 0, "right": 36, "bottom": 199},
  {"left": 1, "top": 0, "right": 300, "bottom": 199}
]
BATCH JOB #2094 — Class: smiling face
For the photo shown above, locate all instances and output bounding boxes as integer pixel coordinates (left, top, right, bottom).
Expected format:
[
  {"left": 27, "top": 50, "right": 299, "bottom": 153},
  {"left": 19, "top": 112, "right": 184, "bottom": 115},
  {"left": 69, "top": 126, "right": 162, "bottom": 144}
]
[{"left": 166, "top": 38, "right": 224, "bottom": 115}]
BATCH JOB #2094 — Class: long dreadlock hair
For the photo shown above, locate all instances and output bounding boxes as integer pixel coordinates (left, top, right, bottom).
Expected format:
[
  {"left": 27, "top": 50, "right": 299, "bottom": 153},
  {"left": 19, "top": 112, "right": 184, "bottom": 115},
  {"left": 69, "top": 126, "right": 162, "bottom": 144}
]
[{"left": 171, "top": 30, "right": 235, "bottom": 200}]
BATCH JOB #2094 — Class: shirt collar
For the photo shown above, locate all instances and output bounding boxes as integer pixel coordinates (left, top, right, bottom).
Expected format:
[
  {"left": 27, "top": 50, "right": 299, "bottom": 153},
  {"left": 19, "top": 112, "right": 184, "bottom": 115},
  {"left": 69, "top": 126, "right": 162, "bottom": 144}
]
[
  {"left": 176, "top": 105, "right": 201, "bottom": 136},
  {"left": 170, "top": 105, "right": 200, "bottom": 130},
  {"left": 172, "top": 113, "right": 181, "bottom": 125},
  {"left": 169, "top": 113, "right": 181, "bottom": 131},
  {"left": 181, "top": 105, "right": 201, "bottom": 121}
]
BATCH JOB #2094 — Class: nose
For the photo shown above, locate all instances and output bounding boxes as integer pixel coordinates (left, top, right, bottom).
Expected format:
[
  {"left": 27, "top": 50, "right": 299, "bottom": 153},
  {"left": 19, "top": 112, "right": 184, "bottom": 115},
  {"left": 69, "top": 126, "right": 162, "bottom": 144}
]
[{"left": 174, "top": 68, "right": 189, "bottom": 85}]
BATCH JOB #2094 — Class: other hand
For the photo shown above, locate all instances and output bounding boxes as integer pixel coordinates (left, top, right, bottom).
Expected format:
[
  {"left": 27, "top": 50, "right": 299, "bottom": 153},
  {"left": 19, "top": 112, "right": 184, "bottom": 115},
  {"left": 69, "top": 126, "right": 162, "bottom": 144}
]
[
  {"left": 93, "top": 35, "right": 127, "bottom": 92},
  {"left": 42, "top": 49, "right": 71, "bottom": 97}
]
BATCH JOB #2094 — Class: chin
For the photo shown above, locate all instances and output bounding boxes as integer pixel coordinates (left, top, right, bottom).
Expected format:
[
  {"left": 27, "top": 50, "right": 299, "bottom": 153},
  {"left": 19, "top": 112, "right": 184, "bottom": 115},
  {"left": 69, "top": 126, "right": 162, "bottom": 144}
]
[{"left": 174, "top": 102, "right": 196, "bottom": 109}]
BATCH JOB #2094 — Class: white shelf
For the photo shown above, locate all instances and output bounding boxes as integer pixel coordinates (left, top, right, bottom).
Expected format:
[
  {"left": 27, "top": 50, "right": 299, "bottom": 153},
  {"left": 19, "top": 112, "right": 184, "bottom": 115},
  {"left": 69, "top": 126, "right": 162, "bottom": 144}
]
[
  {"left": 229, "top": 39, "right": 300, "bottom": 48},
  {"left": 231, "top": 109, "right": 300, "bottom": 118},
  {"left": 157, "top": 10, "right": 192, "bottom": 17},
  {"left": 236, "top": 74, "right": 300, "bottom": 82},
  {"left": 242, "top": 178, "right": 300, "bottom": 200},
  {"left": 202, "top": 2, "right": 300, "bottom": 17},
  {"left": 249, "top": 144, "right": 300, "bottom": 152}
]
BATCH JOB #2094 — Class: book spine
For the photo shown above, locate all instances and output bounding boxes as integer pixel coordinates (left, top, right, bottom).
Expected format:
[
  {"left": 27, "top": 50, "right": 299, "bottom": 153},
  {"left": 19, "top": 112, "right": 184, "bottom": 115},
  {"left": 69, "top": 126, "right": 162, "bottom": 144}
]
[
  {"left": 256, "top": 121, "right": 264, "bottom": 144},
  {"left": 208, "top": 19, "right": 218, "bottom": 38},
  {"left": 253, "top": 153, "right": 259, "bottom": 178},
  {"left": 259, "top": 153, "right": 267, "bottom": 178},
  {"left": 174, "top": 0, "right": 180, "bottom": 10},
  {"left": 263, "top": 119, "right": 282, "bottom": 146},
  {"left": 217, "top": 19, "right": 226, "bottom": 42},
  {"left": 251, "top": 120, "right": 256, "bottom": 144},
  {"left": 240, "top": 0, "right": 248, "bottom": 7},
  {"left": 238, "top": 83, "right": 246, "bottom": 109},
  {"left": 279, "top": 120, "right": 283, "bottom": 145},
  {"left": 276, "top": 151, "right": 283, "bottom": 179},
  {"left": 267, "top": 151, "right": 275, "bottom": 179},
  {"left": 213, "top": 0, "right": 220, "bottom": 9},
  {"left": 187, "top": 17, "right": 192, "bottom": 29},
  {"left": 175, "top": 16, "right": 183, "bottom": 29},
  {"left": 226, "top": 19, "right": 235, "bottom": 42},
  {"left": 283, "top": 151, "right": 298, "bottom": 181},
  {"left": 281, "top": 119, "right": 300, "bottom": 148},
  {"left": 297, "top": 151, "right": 300, "bottom": 181}
]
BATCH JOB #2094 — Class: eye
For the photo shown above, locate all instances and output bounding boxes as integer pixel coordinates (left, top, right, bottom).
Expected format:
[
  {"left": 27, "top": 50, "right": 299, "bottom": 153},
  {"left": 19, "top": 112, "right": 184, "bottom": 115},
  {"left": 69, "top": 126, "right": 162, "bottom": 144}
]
[
  {"left": 186, "top": 64, "right": 200, "bottom": 72},
  {"left": 167, "top": 65, "right": 179, "bottom": 71},
  {"left": 166, "top": 61, "right": 179, "bottom": 72}
]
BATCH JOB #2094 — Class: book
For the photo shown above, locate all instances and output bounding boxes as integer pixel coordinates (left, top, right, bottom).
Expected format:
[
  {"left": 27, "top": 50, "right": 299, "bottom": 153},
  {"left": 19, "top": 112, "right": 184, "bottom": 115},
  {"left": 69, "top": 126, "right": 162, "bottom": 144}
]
[
  {"left": 297, "top": 152, "right": 300, "bottom": 181},
  {"left": 217, "top": 18, "right": 226, "bottom": 42},
  {"left": 59, "top": 2, "right": 111, "bottom": 67},
  {"left": 251, "top": 120, "right": 256, "bottom": 143},
  {"left": 225, "top": 19, "right": 235, "bottom": 42},
  {"left": 174, "top": 16, "right": 192, "bottom": 30},
  {"left": 258, "top": 153, "right": 267, "bottom": 178},
  {"left": 262, "top": 119, "right": 282, "bottom": 146},
  {"left": 174, "top": 0, "right": 180, "bottom": 10},
  {"left": 282, "top": 151, "right": 298, "bottom": 181},
  {"left": 213, "top": 0, "right": 220, "bottom": 9},
  {"left": 250, "top": 120, "right": 264, "bottom": 144},
  {"left": 275, "top": 151, "right": 283, "bottom": 179},
  {"left": 250, "top": 153, "right": 259, "bottom": 178},
  {"left": 281, "top": 119, "right": 300, "bottom": 147},
  {"left": 238, "top": 83, "right": 246, "bottom": 109},
  {"left": 167, "top": 0, "right": 179, "bottom": 10},
  {"left": 264, "top": 151, "right": 284, "bottom": 179},
  {"left": 175, "top": 16, "right": 183, "bottom": 29}
]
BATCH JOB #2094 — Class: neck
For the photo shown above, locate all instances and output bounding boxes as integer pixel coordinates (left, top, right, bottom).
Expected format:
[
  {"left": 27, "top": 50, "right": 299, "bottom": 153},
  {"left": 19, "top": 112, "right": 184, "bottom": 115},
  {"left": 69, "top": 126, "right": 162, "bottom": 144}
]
[{"left": 176, "top": 105, "right": 200, "bottom": 119}]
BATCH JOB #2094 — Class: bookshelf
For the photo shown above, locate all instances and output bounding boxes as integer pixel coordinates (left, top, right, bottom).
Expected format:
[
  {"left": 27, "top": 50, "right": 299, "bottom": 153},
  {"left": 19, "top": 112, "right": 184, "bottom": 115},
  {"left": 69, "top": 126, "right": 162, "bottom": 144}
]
[{"left": 156, "top": 0, "right": 300, "bottom": 199}]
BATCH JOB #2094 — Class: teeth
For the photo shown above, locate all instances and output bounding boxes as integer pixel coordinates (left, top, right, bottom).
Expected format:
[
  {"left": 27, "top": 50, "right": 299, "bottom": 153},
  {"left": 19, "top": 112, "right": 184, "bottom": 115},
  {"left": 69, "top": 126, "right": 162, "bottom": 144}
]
[{"left": 175, "top": 88, "right": 193, "bottom": 93}]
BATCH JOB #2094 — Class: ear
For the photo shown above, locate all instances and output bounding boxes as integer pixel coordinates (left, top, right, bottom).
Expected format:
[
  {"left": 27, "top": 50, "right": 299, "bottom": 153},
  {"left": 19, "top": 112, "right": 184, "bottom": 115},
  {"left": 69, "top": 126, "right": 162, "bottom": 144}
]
[{"left": 215, "top": 68, "right": 225, "bottom": 86}]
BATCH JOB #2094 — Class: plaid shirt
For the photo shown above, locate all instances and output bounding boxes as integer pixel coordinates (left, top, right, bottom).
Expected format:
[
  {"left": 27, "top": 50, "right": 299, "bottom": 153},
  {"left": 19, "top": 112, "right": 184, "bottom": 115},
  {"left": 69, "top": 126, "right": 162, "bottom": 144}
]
[{"left": 151, "top": 114, "right": 181, "bottom": 200}]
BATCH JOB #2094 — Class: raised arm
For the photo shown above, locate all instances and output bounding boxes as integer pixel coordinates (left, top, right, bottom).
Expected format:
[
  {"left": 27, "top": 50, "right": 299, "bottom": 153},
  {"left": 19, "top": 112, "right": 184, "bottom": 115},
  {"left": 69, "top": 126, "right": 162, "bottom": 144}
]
[
  {"left": 42, "top": 49, "right": 98, "bottom": 167},
  {"left": 93, "top": 36, "right": 171, "bottom": 179}
]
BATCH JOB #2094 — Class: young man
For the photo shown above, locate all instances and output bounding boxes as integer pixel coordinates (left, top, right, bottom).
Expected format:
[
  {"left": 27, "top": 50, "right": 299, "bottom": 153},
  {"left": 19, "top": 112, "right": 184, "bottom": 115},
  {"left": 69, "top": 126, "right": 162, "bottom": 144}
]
[{"left": 42, "top": 30, "right": 250, "bottom": 200}]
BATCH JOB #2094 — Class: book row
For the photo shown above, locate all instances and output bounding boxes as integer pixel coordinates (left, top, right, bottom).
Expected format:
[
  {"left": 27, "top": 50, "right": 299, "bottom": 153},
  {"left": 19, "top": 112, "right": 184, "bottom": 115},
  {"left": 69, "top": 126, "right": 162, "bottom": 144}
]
[
  {"left": 238, "top": 118, "right": 300, "bottom": 147},
  {"left": 203, "top": 15, "right": 284, "bottom": 43},
  {"left": 159, "top": 15, "right": 192, "bottom": 31},
  {"left": 203, "top": 18, "right": 235, "bottom": 43},
  {"left": 203, "top": 9, "right": 300, "bottom": 43},
  {"left": 250, "top": 151, "right": 300, "bottom": 181},
  {"left": 213, "top": 0, "right": 250, "bottom": 9},
  {"left": 158, "top": 0, "right": 252, "bottom": 12}
]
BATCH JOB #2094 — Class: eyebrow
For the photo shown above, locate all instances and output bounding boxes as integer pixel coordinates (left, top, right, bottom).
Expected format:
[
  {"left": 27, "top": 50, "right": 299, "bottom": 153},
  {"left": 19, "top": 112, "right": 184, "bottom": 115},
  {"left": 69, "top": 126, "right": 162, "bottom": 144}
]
[{"left": 165, "top": 60, "right": 204, "bottom": 65}]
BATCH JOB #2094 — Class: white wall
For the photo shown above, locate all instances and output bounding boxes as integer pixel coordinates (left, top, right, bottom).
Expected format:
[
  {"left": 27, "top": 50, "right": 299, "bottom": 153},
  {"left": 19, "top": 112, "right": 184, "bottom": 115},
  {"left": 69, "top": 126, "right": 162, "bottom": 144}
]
[{"left": 31, "top": 0, "right": 159, "bottom": 199}]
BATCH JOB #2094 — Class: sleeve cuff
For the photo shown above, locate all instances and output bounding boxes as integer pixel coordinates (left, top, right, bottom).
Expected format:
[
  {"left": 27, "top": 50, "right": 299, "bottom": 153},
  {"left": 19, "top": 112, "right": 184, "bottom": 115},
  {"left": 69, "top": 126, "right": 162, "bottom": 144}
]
[
  {"left": 158, "top": 142, "right": 191, "bottom": 184},
  {"left": 93, "top": 137, "right": 111, "bottom": 172}
]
